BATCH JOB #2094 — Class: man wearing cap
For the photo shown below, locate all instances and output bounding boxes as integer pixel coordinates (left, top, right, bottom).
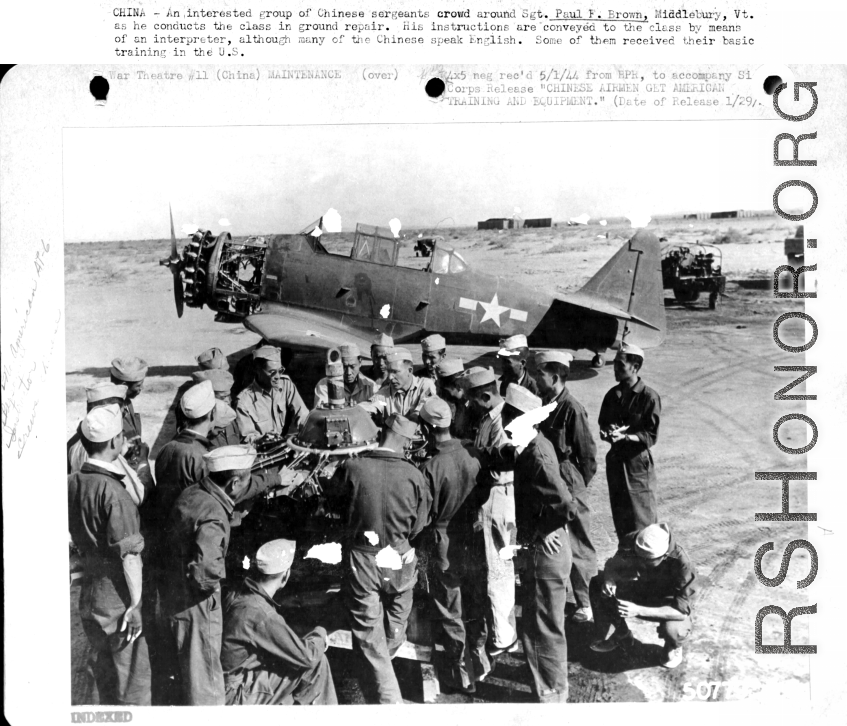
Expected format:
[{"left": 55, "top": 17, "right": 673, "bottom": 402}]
[
  {"left": 193, "top": 368, "right": 235, "bottom": 406},
  {"left": 589, "top": 523, "right": 696, "bottom": 669},
  {"left": 435, "top": 357, "right": 478, "bottom": 440},
  {"left": 363, "top": 347, "right": 436, "bottom": 422},
  {"left": 497, "top": 334, "right": 539, "bottom": 398},
  {"left": 68, "top": 405, "right": 151, "bottom": 705},
  {"left": 325, "top": 414, "right": 430, "bottom": 704},
  {"left": 418, "top": 397, "right": 487, "bottom": 691},
  {"left": 598, "top": 342, "right": 662, "bottom": 543},
  {"left": 110, "top": 356, "right": 149, "bottom": 473},
  {"left": 419, "top": 334, "right": 447, "bottom": 380},
  {"left": 197, "top": 346, "right": 230, "bottom": 373},
  {"left": 222, "top": 539, "right": 337, "bottom": 705},
  {"left": 163, "top": 444, "right": 256, "bottom": 705},
  {"left": 314, "top": 344, "right": 376, "bottom": 407},
  {"left": 500, "top": 383, "right": 577, "bottom": 703},
  {"left": 534, "top": 350, "right": 598, "bottom": 623},
  {"left": 362, "top": 332, "right": 394, "bottom": 388},
  {"left": 464, "top": 367, "right": 519, "bottom": 659},
  {"left": 235, "top": 345, "right": 308, "bottom": 443}
]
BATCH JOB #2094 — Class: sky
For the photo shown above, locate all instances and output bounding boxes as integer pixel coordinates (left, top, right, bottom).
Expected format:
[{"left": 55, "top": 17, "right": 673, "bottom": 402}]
[{"left": 63, "top": 121, "right": 795, "bottom": 241}]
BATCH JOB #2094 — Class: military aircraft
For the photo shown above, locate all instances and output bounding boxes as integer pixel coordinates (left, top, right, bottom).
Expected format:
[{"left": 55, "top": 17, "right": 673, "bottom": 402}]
[{"left": 160, "top": 208, "right": 666, "bottom": 367}]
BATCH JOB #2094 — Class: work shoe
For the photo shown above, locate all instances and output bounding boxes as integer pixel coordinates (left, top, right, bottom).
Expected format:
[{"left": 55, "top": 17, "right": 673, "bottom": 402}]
[
  {"left": 487, "top": 637, "right": 519, "bottom": 657},
  {"left": 570, "top": 606, "right": 593, "bottom": 623},
  {"left": 661, "top": 647, "right": 683, "bottom": 669},
  {"left": 590, "top": 628, "right": 635, "bottom": 653}
]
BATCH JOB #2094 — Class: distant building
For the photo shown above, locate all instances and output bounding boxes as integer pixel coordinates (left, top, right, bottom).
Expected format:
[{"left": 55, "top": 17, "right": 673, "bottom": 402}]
[
  {"left": 478, "top": 218, "right": 515, "bottom": 230},
  {"left": 685, "top": 209, "right": 759, "bottom": 220},
  {"left": 523, "top": 218, "right": 552, "bottom": 228}
]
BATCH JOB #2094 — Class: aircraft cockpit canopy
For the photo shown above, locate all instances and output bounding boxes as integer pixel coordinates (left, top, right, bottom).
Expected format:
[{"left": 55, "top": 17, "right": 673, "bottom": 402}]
[
  {"left": 351, "top": 223, "right": 399, "bottom": 266},
  {"left": 428, "top": 245, "right": 468, "bottom": 275}
]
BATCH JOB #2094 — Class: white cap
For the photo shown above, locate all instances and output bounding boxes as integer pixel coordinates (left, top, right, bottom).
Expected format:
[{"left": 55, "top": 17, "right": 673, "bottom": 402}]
[
  {"left": 214, "top": 400, "right": 237, "bottom": 428},
  {"left": 110, "top": 356, "right": 148, "bottom": 382},
  {"left": 535, "top": 350, "right": 574, "bottom": 368},
  {"left": 81, "top": 404, "right": 123, "bottom": 443},
  {"left": 617, "top": 342, "right": 645, "bottom": 360},
  {"left": 86, "top": 382, "right": 127, "bottom": 403},
  {"left": 497, "top": 334, "right": 528, "bottom": 357},
  {"left": 634, "top": 523, "right": 671, "bottom": 558},
  {"left": 421, "top": 334, "right": 446, "bottom": 352},
  {"left": 254, "top": 539, "right": 297, "bottom": 574},
  {"left": 504, "top": 383, "right": 543, "bottom": 413},
  {"left": 180, "top": 380, "right": 216, "bottom": 418},
  {"left": 203, "top": 444, "right": 257, "bottom": 472}
]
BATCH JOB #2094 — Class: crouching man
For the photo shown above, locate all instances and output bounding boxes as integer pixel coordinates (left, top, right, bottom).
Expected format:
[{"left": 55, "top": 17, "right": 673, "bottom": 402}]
[
  {"left": 589, "top": 522, "right": 696, "bottom": 669},
  {"left": 222, "top": 539, "right": 338, "bottom": 705}
]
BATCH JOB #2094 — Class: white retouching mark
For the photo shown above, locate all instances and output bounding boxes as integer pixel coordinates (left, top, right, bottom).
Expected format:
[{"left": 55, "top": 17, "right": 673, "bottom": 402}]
[
  {"left": 504, "top": 401, "right": 557, "bottom": 448},
  {"left": 379, "top": 304, "right": 390, "bottom": 319},
  {"left": 499, "top": 545, "right": 522, "bottom": 560},
  {"left": 242, "top": 555, "right": 250, "bottom": 570},
  {"left": 375, "top": 545, "right": 402, "bottom": 570},
  {"left": 389, "top": 218, "right": 402, "bottom": 238},
  {"left": 305, "top": 542, "right": 342, "bottom": 564},
  {"left": 364, "top": 531, "right": 379, "bottom": 546},
  {"left": 323, "top": 207, "right": 342, "bottom": 233}
]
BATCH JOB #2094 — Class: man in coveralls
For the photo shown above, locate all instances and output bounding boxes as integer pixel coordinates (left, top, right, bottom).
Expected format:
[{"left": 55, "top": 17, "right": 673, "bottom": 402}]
[
  {"left": 68, "top": 404, "right": 151, "bottom": 705},
  {"left": 163, "top": 445, "right": 256, "bottom": 705},
  {"left": 109, "top": 356, "right": 153, "bottom": 487},
  {"left": 501, "top": 384, "right": 577, "bottom": 703},
  {"left": 326, "top": 414, "right": 430, "bottom": 703},
  {"left": 534, "top": 350, "right": 598, "bottom": 623},
  {"left": 222, "top": 539, "right": 337, "bottom": 705},
  {"left": 598, "top": 342, "right": 662, "bottom": 543}
]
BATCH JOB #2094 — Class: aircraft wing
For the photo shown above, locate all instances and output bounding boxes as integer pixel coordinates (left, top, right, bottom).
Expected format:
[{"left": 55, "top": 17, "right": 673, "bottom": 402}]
[{"left": 242, "top": 305, "right": 375, "bottom": 354}]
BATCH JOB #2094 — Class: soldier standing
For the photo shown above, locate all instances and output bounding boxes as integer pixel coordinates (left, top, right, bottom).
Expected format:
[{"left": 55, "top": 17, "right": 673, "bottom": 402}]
[
  {"left": 110, "top": 356, "right": 152, "bottom": 486},
  {"left": 434, "top": 357, "right": 478, "bottom": 440},
  {"left": 363, "top": 332, "right": 394, "bottom": 387},
  {"left": 497, "top": 334, "right": 539, "bottom": 398},
  {"left": 419, "top": 333, "right": 447, "bottom": 380},
  {"left": 363, "top": 347, "right": 436, "bottom": 421},
  {"left": 314, "top": 343, "right": 376, "bottom": 407}
]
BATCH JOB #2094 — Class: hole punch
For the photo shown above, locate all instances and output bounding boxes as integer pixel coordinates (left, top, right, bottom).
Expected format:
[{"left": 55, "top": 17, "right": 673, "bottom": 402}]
[
  {"left": 90, "top": 75, "right": 109, "bottom": 105},
  {"left": 425, "top": 77, "right": 445, "bottom": 99},
  {"left": 763, "top": 75, "right": 783, "bottom": 95}
]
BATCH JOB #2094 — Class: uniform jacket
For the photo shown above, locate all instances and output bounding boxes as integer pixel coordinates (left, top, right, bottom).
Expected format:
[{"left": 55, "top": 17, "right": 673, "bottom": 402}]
[
  {"left": 513, "top": 433, "right": 577, "bottom": 542},
  {"left": 327, "top": 449, "right": 430, "bottom": 555},
  {"left": 221, "top": 577, "right": 328, "bottom": 679},
  {"left": 365, "top": 375, "right": 436, "bottom": 418},
  {"left": 539, "top": 386, "right": 598, "bottom": 487},
  {"left": 68, "top": 431, "right": 146, "bottom": 506},
  {"left": 499, "top": 370, "right": 539, "bottom": 398},
  {"left": 420, "top": 439, "right": 482, "bottom": 571},
  {"left": 313, "top": 372, "right": 376, "bottom": 407},
  {"left": 598, "top": 378, "right": 661, "bottom": 459},
  {"left": 235, "top": 379, "right": 308, "bottom": 440},
  {"left": 474, "top": 401, "right": 515, "bottom": 486},
  {"left": 152, "top": 429, "right": 213, "bottom": 528},
  {"left": 165, "top": 477, "right": 234, "bottom": 613}
]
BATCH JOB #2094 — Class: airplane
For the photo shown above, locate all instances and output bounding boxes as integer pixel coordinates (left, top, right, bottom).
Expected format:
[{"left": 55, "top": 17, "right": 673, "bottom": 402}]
[{"left": 160, "top": 208, "right": 666, "bottom": 368}]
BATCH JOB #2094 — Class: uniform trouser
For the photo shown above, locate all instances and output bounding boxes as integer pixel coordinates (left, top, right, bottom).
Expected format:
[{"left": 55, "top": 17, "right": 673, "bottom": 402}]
[
  {"left": 605, "top": 450, "right": 659, "bottom": 543},
  {"left": 168, "top": 588, "right": 225, "bottom": 705},
  {"left": 566, "top": 482, "right": 597, "bottom": 609},
  {"left": 344, "top": 548, "right": 417, "bottom": 704},
  {"left": 225, "top": 659, "right": 338, "bottom": 705},
  {"left": 520, "top": 527, "right": 572, "bottom": 704},
  {"left": 588, "top": 574, "right": 693, "bottom": 649},
  {"left": 479, "top": 484, "right": 517, "bottom": 649}
]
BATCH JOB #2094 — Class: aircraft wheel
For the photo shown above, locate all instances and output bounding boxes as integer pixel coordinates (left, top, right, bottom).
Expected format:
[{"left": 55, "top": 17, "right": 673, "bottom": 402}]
[{"left": 591, "top": 353, "right": 605, "bottom": 368}]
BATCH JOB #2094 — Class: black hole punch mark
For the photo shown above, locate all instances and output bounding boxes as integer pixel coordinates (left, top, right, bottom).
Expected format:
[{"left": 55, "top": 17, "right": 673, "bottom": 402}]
[
  {"left": 90, "top": 75, "right": 109, "bottom": 103},
  {"left": 763, "top": 75, "right": 783, "bottom": 95},
  {"left": 425, "top": 77, "right": 445, "bottom": 99}
]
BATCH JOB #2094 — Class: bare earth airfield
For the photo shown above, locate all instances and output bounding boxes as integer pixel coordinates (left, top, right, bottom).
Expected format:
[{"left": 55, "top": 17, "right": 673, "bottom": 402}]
[{"left": 66, "top": 216, "right": 811, "bottom": 704}]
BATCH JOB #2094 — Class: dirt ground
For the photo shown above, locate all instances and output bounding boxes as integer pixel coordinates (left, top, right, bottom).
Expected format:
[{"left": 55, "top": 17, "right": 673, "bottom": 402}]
[{"left": 66, "top": 216, "right": 812, "bottom": 704}]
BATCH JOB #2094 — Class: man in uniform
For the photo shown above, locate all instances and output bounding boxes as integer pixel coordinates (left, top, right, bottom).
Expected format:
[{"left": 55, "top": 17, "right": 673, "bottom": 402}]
[
  {"left": 326, "top": 414, "right": 430, "bottom": 704},
  {"left": 419, "top": 334, "right": 447, "bottom": 380},
  {"left": 313, "top": 343, "right": 376, "bottom": 407},
  {"left": 68, "top": 405, "right": 151, "bottom": 705},
  {"left": 110, "top": 357, "right": 153, "bottom": 489},
  {"left": 497, "top": 334, "right": 539, "bottom": 398},
  {"left": 434, "top": 357, "right": 477, "bottom": 441},
  {"left": 235, "top": 345, "right": 308, "bottom": 443},
  {"left": 534, "top": 350, "right": 598, "bottom": 623},
  {"left": 222, "top": 539, "right": 337, "bottom": 705},
  {"left": 598, "top": 342, "right": 662, "bottom": 543},
  {"left": 193, "top": 368, "right": 235, "bottom": 406},
  {"left": 362, "top": 332, "right": 394, "bottom": 387},
  {"left": 464, "top": 368, "right": 518, "bottom": 660},
  {"left": 589, "top": 523, "right": 696, "bottom": 669},
  {"left": 500, "top": 384, "right": 577, "bottom": 703},
  {"left": 362, "top": 347, "right": 436, "bottom": 422},
  {"left": 197, "top": 346, "right": 229, "bottom": 372},
  {"left": 163, "top": 444, "right": 256, "bottom": 705},
  {"left": 418, "top": 397, "right": 487, "bottom": 692}
]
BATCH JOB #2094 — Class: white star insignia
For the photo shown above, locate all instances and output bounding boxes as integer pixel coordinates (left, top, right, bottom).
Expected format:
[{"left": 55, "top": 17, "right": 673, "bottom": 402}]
[{"left": 478, "top": 293, "right": 511, "bottom": 327}]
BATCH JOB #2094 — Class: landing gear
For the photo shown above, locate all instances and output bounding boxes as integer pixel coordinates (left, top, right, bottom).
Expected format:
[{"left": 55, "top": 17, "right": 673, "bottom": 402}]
[{"left": 591, "top": 353, "right": 605, "bottom": 368}]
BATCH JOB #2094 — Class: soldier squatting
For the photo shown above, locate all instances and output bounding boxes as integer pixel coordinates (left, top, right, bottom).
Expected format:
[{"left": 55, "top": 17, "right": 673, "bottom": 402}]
[{"left": 68, "top": 333, "right": 698, "bottom": 706}]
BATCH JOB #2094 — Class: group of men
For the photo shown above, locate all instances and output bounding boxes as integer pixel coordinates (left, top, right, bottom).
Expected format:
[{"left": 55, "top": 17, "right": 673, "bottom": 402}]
[{"left": 68, "top": 331, "right": 696, "bottom": 707}]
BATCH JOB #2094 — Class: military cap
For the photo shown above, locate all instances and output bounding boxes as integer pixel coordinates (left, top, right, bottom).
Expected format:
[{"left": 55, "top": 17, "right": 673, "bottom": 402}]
[
  {"left": 214, "top": 400, "right": 237, "bottom": 428},
  {"left": 180, "top": 380, "right": 216, "bottom": 418},
  {"left": 419, "top": 397, "right": 453, "bottom": 427},
  {"left": 535, "top": 350, "right": 574, "bottom": 368},
  {"left": 86, "top": 381, "right": 127, "bottom": 403},
  {"left": 372, "top": 332, "right": 395, "bottom": 351},
  {"left": 252, "top": 345, "right": 282, "bottom": 364},
  {"left": 464, "top": 367, "right": 497, "bottom": 390},
  {"left": 436, "top": 357, "right": 464, "bottom": 378},
  {"left": 634, "top": 523, "right": 671, "bottom": 559},
  {"left": 420, "top": 334, "right": 446, "bottom": 352},
  {"left": 504, "top": 383, "right": 543, "bottom": 413},
  {"left": 253, "top": 538, "right": 297, "bottom": 575},
  {"left": 203, "top": 444, "right": 256, "bottom": 472},
  {"left": 110, "top": 356, "right": 148, "bottom": 382},
  {"left": 340, "top": 344, "right": 362, "bottom": 361},
  {"left": 196, "top": 347, "right": 228, "bottom": 371},
  {"left": 617, "top": 342, "right": 645, "bottom": 360},
  {"left": 192, "top": 368, "right": 234, "bottom": 393},
  {"left": 81, "top": 404, "right": 123, "bottom": 443},
  {"left": 386, "top": 414, "right": 417, "bottom": 439},
  {"left": 386, "top": 347, "right": 413, "bottom": 364},
  {"left": 497, "top": 334, "right": 529, "bottom": 357}
]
